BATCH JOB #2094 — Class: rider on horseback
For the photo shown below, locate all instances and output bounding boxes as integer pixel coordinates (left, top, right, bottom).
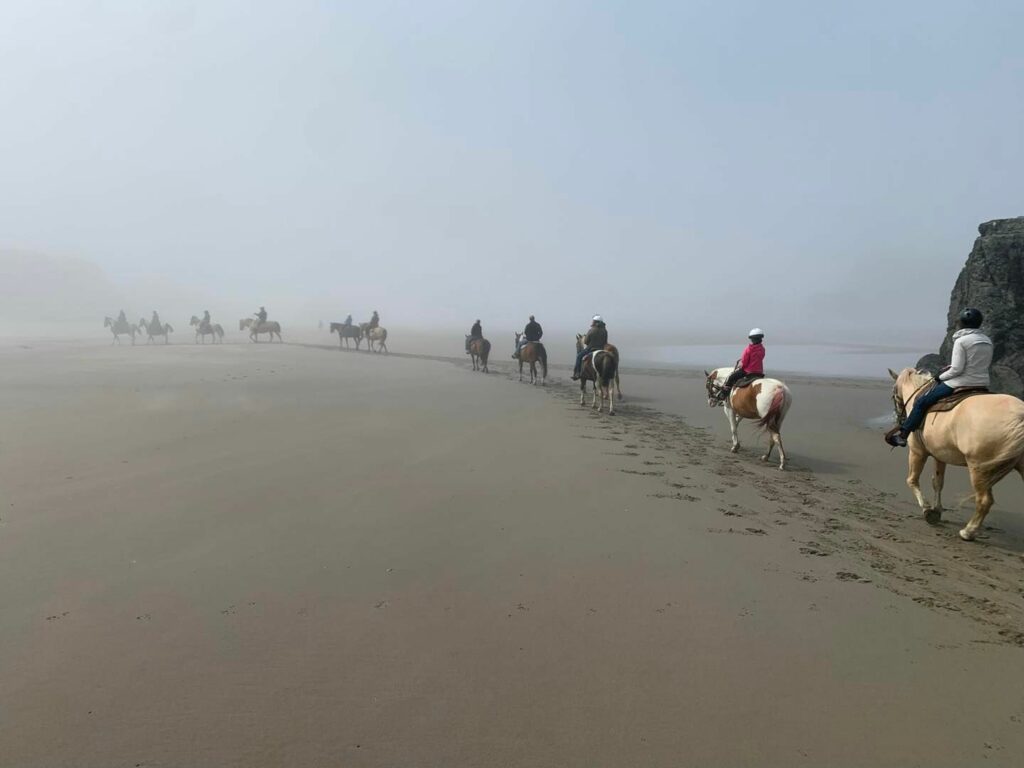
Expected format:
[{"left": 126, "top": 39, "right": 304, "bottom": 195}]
[
  {"left": 343, "top": 314, "right": 353, "bottom": 326},
  {"left": 513, "top": 315, "right": 543, "bottom": 359},
  {"left": 117, "top": 309, "right": 128, "bottom": 325},
  {"left": 886, "top": 308, "right": 992, "bottom": 448},
  {"left": 466, "top": 319, "right": 483, "bottom": 354},
  {"left": 369, "top": 311, "right": 380, "bottom": 329},
  {"left": 571, "top": 316, "right": 607, "bottom": 380},
  {"left": 255, "top": 306, "right": 268, "bottom": 324},
  {"left": 717, "top": 329, "right": 766, "bottom": 402},
  {"left": 150, "top": 310, "right": 161, "bottom": 329},
  {"left": 201, "top": 310, "right": 212, "bottom": 332}
]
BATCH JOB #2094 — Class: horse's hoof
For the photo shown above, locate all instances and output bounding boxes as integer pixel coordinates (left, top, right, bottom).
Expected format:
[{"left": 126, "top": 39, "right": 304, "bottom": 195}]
[
  {"left": 778, "top": 464, "right": 786, "bottom": 471},
  {"left": 759, "top": 454, "right": 769, "bottom": 463},
  {"left": 924, "top": 508, "right": 942, "bottom": 525},
  {"left": 958, "top": 527, "right": 977, "bottom": 542},
  {"left": 730, "top": 446, "right": 739, "bottom": 454}
]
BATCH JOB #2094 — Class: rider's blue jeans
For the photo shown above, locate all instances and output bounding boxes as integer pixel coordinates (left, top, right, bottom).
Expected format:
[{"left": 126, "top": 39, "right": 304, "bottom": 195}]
[{"left": 901, "top": 381, "right": 954, "bottom": 435}]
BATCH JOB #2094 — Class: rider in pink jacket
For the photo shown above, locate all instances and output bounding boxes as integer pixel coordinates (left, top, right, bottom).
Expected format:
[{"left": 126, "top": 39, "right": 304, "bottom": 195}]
[{"left": 720, "top": 328, "right": 766, "bottom": 398}]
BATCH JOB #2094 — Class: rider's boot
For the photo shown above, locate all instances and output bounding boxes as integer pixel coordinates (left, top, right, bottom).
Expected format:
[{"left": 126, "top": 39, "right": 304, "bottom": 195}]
[{"left": 884, "top": 427, "right": 908, "bottom": 448}]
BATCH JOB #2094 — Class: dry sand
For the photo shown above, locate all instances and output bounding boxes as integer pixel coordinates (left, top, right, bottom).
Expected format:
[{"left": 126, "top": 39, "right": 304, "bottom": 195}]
[{"left": 1, "top": 336, "right": 1023, "bottom": 767}]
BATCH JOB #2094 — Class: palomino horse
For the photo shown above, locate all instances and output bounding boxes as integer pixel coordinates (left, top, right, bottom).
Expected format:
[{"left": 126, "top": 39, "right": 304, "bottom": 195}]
[
  {"left": 467, "top": 336, "right": 490, "bottom": 373},
  {"left": 576, "top": 334, "right": 618, "bottom": 414},
  {"left": 138, "top": 318, "right": 173, "bottom": 344},
  {"left": 190, "top": 316, "right": 224, "bottom": 344},
  {"left": 514, "top": 332, "right": 547, "bottom": 385},
  {"left": 240, "top": 318, "right": 283, "bottom": 343},
  {"left": 104, "top": 316, "right": 137, "bottom": 345},
  {"left": 330, "top": 322, "right": 362, "bottom": 349},
  {"left": 705, "top": 367, "right": 793, "bottom": 470},
  {"left": 889, "top": 367, "right": 1024, "bottom": 541},
  {"left": 364, "top": 326, "right": 388, "bottom": 353}
]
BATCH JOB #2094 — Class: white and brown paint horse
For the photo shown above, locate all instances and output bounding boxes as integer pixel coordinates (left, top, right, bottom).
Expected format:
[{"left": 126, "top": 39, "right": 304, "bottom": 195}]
[
  {"left": 577, "top": 334, "right": 618, "bottom": 414},
  {"left": 467, "top": 336, "right": 490, "bottom": 372},
  {"left": 104, "top": 316, "right": 137, "bottom": 345},
  {"left": 330, "top": 322, "right": 362, "bottom": 349},
  {"left": 363, "top": 326, "right": 388, "bottom": 353},
  {"left": 240, "top": 318, "right": 283, "bottom": 343},
  {"left": 138, "top": 317, "right": 173, "bottom": 344},
  {"left": 705, "top": 367, "right": 793, "bottom": 469},
  {"left": 190, "top": 316, "right": 224, "bottom": 344},
  {"left": 890, "top": 367, "right": 1024, "bottom": 541}
]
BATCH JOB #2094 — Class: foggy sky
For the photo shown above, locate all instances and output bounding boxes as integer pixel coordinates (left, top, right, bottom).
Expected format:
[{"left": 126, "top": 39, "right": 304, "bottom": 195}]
[{"left": 1, "top": 1, "right": 1022, "bottom": 342}]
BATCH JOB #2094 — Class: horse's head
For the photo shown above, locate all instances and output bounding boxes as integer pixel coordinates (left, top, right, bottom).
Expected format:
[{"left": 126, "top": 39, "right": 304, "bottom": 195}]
[
  {"left": 190, "top": 316, "right": 199, "bottom": 326},
  {"left": 575, "top": 333, "right": 584, "bottom": 352},
  {"left": 104, "top": 317, "right": 112, "bottom": 327},
  {"left": 889, "top": 367, "right": 934, "bottom": 426},
  {"left": 705, "top": 368, "right": 729, "bottom": 407},
  {"left": 239, "top": 319, "right": 248, "bottom": 330}
]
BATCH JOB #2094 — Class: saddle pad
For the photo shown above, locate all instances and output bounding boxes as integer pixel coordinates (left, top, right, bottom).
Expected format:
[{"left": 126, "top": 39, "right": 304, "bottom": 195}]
[
  {"left": 735, "top": 373, "right": 765, "bottom": 389},
  {"left": 927, "top": 387, "right": 992, "bottom": 414}
]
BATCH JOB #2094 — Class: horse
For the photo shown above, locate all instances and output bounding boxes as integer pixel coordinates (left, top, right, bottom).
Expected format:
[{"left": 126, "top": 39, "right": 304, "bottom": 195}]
[
  {"left": 190, "top": 316, "right": 224, "bottom": 344},
  {"left": 576, "top": 334, "right": 618, "bottom": 414},
  {"left": 364, "top": 326, "right": 388, "bottom": 353},
  {"left": 704, "top": 367, "right": 793, "bottom": 470},
  {"left": 240, "top": 318, "right": 283, "bottom": 343},
  {"left": 104, "top": 316, "right": 137, "bottom": 345},
  {"left": 514, "top": 332, "right": 547, "bottom": 385},
  {"left": 330, "top": 322, "right": 363, "bottom": 350},
  {"left": 889, "top": 367, "right": 1024, "bottom": 541},
  {"left": 138, "top": 318, "right": 173, "bottom": 344},
  {"left": 467, "top": 336, "right": 490, "bottom": 373}
]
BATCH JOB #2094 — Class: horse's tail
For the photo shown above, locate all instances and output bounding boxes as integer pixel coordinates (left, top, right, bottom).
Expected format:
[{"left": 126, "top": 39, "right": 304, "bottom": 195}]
[
  {"left": 538, "top": 343, "right": 548, "bottom": 377},
  {"left": 480, "top": 339, "right": 491, "bottom": 361},
  {"left": 165, "top": 324, "right": 173, "bottom": 333},
  {"left": 757, "top": 385, "right": 791, "bottom": 433},
  {"left": 599, "top": 351, "right": 617, "bottom": 386}
]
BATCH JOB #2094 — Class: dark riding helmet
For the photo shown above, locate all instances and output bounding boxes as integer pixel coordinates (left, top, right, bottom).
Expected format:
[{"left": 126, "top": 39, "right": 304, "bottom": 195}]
[{"left": 959, "top": 307, "right": 983, "bottom": 328}]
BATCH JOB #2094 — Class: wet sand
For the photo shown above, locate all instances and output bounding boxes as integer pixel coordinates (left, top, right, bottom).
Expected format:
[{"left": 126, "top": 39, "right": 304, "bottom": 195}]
[{"left": 1, "top": 337, "right": 1023, "bottom": 766}]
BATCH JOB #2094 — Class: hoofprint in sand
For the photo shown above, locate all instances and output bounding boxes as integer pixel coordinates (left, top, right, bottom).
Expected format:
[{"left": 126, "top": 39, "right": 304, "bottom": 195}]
[{"left": 1, "top": 340, "right": 1023, "bottom": 766}]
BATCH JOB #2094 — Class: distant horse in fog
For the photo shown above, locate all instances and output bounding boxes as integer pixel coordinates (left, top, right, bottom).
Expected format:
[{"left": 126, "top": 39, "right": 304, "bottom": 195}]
[
  {"left": 190, "top": 316, "right": 224, "bottom": 344},
  {"left": 240, "top": 318, "right": 283, "bottom": 343},
  {"left": 514, "top": 332, "right": 547, "bottom": 386},
  {"left": 138, "top": 318, "right": 173, "bottom": 344},
  {"left": 104, "top": 316, "right": 137, "bottom": 345},
  {"left": 467, "top": 336, "right": 490, "bottom": 373},
  {"left": 330, "top": 322, "right": 362, "bottom": 350}
]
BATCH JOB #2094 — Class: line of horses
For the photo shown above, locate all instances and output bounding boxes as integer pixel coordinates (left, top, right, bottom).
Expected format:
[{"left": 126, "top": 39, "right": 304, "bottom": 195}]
[
  {"left": 329, "top": 322, "right": 389, "bottom": 353},
  {"left": 104, "top": 315, "right": 287, "bottom": 345}
]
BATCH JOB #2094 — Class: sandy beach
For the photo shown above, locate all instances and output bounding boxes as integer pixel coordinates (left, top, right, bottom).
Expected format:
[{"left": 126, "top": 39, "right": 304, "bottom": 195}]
[{"left": 2, "top": 337, "right": 1023, "bottom": 767}]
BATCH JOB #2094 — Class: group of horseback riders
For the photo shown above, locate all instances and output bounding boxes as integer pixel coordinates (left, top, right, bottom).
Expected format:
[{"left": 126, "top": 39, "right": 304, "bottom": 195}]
[{"left": 338, "top": 310, "right": 379, "bottom": 330}]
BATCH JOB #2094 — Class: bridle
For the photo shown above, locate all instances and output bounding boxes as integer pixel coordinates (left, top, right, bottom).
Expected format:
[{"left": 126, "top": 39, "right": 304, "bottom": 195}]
[
  {"left": 706, "top": 371, "right": 727, "bottom": 406},
  {"left": 892, "top": 373, "right": 935, "bottom": 427}
]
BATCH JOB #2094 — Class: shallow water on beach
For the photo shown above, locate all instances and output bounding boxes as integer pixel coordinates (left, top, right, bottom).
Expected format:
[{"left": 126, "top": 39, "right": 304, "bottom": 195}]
[{"left": 631, "top": 343, "right": 924, "bottom": 379}]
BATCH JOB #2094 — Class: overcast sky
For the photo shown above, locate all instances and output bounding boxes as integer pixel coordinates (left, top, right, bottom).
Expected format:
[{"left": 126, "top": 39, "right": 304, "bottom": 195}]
[{"left": 1, "top": 1, "right": 1021, "bottom": 340}]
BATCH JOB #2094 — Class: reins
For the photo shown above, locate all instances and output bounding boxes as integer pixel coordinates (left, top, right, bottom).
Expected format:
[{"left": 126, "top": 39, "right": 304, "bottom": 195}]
[{"left": 893, "top": 376, "right": 934, "bottom": 427}]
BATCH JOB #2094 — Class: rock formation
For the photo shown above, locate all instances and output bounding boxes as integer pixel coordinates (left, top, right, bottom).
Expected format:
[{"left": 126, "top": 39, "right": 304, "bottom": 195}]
[{"left": 917, "top": 217, "right": 1024, "bottom": 396}]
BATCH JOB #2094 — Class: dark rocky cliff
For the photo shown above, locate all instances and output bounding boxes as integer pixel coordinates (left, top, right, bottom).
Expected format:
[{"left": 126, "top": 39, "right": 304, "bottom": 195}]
[{"left": 917, "top": 217, "right": 1024, "bottom": 396}]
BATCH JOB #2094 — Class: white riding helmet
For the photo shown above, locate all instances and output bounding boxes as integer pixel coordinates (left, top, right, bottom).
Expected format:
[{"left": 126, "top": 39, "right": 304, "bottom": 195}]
[
  {"left": 592, "top": 315, "right": 604, "bottom": 323},
  {"left": 749, "top": 328, "right": 764, "bottom": 338}
]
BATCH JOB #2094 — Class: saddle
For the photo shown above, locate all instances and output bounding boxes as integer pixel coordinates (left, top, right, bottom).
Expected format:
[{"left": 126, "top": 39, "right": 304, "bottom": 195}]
[
  {"left": 734, "top": 373, "right": 764, "bottom": 389},
  {"left": 926, "top": 386, "right": 992, "bottom": 415}
]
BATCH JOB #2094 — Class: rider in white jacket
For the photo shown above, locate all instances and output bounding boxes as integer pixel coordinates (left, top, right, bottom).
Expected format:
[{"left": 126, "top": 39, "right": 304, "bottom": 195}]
[{"left": 887, "top": 307, "right": 992, "bottom": 447}]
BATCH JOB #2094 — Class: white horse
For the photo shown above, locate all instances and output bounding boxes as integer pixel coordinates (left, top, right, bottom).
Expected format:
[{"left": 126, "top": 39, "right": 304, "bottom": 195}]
[
  {"left": 240, "top": 318, "right": 283, "bottom": 343},
  {"left": 104, "top": 316, "right": 137, "bottom": 345},
  {"left": 138, "top": 318, "right": 173, "bottom": 344},
  {"left": 704, "top": 367, "right": 793, "bottom": 470},
  {"left": 364, "top": 326, "right": 388, "bottom": 353}
]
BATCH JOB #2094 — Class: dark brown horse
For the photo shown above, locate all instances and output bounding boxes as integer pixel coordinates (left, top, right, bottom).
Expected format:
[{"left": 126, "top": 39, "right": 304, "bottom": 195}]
[
  {"left": 576, "top": 334, "right": 618, "bottom": 414},
  {"left": 467, "top": 336, "right": 490, "bottom": 372},
  {"left": 330, "top": 322, "right": 362, "bottom": 349},
  {"left": 514, "top": 332, "right": 547, "bottom": 385}
]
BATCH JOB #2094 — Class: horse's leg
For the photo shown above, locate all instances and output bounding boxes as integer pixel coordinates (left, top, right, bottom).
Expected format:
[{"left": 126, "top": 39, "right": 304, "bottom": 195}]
[
  {"left": 519, "top": 360, "right": 524, "bottom": 382},
  {"left": 725, "top": 405, "right": 740, "bottom": 452},
  {"left": 606, "top": 382, "right": 615, "bottom": 415},
  {"left": 615, "top": 371, "right": 623, "bottom": 401},
  {"left": 771, "top": 431, "right": 786, "bottom": 470},
  {"left": 592, "top": 379, "right": 600, "bottom": 410},
  {"left": 580, "top": 379, "right": 586, "bottom": 407},
  {"left": 926, "top": 460, "right": 947, "bottom": 524},
  {"left": 960, "top": 465, "right": 995, "bottom": 541},
  {"left": 906, "top": 447, "right": 929, "bottom": 512}
]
